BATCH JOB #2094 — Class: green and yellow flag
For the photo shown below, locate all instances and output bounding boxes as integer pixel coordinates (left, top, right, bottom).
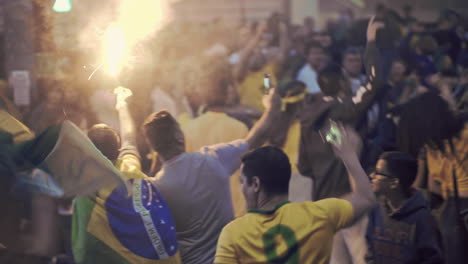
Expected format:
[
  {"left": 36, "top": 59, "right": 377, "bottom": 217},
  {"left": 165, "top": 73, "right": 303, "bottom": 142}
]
[
  {"left": 14, "top": 120, "right": 129, "bottom": 197},
  {"left": 72, "top": 163, "right": 181, "bottom": 264}
]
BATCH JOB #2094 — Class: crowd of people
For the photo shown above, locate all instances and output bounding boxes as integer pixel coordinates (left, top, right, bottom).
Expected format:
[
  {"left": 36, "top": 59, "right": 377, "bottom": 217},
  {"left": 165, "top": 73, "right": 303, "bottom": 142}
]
[{"left": 0, "top": 3, "right": 467, "bottom": 264}]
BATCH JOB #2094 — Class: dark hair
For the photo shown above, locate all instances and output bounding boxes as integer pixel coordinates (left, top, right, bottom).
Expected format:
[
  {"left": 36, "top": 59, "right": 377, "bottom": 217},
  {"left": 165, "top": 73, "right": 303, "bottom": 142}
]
[
  {"left": 241, "top": 146, "right": 291, "bottom": 196},
  {"left": 317, "top": 63, "right": 346, "bottom": 97},
  {"left": 279, "top": 80, "right": 306, "bottom": 98},
  {"left": 342, "top": 46, "right": 363, "bottom": 60},
  {"left": 142, "top": 111, "right": 185, "bottom": 158},
  {"left": 304, "top": 41, "right": 325, "bottom": 57},
  {"left": 378, "top": 151, "right": 417, "bottom": 192},
  {"left": 396, "top": 93, "right": 464, "bottom": 156},
  {"left": 392, "top": 58, "right": 407, "bottom": 67},
  {"left": 87, "top": 124, "right": 120, "bottom": 161}
]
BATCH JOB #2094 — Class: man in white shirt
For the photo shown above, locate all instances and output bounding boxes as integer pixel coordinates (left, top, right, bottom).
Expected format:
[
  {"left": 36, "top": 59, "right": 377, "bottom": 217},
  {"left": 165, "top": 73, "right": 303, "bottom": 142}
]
[
  {"left": 142, "top": 88, "right": 281, "bottom": 264},
  {"left": 342, "top": 47, "right": 367, "bottom": 94},
  {"left": 296, "top": 41, "right": 328, "bottom": 94}
]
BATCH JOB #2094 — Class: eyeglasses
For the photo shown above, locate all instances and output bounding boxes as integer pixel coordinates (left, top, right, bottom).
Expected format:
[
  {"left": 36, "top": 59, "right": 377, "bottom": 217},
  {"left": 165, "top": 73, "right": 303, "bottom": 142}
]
[{"left": 370, "top": 171, "right": 396, "bottom": 180}]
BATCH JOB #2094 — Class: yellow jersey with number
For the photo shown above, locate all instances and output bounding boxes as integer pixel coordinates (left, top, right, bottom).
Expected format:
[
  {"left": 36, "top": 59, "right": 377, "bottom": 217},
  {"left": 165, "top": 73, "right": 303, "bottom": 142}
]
[{"left": 214, "top": 199, "right": 353, "bottom": 264}]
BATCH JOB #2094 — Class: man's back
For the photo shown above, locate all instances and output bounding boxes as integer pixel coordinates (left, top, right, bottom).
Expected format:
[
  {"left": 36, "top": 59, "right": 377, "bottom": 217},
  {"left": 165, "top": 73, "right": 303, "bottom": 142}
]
[
  {"left": 153, "top": 140, "right": 248, "bottom": 264},
  {"left": 215, "top": 198, "right": 354, "bottom": 264},
  {"left": 181, "top": 111, "right": 249, "bottom": 217}
]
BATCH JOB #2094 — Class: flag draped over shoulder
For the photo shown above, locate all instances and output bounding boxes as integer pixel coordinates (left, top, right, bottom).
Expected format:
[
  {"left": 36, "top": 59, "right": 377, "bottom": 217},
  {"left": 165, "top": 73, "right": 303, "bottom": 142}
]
[
  {"left": 13, "top": 120, "right": 129, "bottom": 197},
  {"left": 72, "top": 175, "right": 181, "bottom": 264}
]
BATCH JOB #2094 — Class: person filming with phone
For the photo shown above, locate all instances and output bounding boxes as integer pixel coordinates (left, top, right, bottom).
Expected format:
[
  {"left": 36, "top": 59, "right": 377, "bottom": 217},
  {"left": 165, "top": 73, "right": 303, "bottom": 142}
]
[{"left": 297, "top": 17, "right": 384, "bottom": 263}]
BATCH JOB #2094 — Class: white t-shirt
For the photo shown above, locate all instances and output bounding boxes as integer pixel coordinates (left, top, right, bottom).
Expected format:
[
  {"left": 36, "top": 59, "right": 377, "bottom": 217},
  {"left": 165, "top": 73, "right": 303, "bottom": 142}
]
[
  {"left": 297, "top": 64, "right": 321, "bottom": 94},
  {"left": 152, "top": 140, "right": 249, "bottom": 264}
]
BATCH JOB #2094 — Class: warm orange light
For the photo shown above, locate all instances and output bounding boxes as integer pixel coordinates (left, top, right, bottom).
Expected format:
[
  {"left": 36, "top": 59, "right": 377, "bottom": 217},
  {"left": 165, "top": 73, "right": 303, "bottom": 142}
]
[
  {"left": 101, "top": 0, "right": 172, "bottom": 77},
  {"left": 104, "top": 26, "right": 126, "bottom": 77}
]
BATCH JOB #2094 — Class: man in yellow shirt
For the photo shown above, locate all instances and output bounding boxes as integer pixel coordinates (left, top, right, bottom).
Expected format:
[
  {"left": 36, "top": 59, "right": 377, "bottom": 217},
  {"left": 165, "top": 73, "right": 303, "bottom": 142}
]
[{"left": 214, "top": 126, "right": 376, "bottom": 264}]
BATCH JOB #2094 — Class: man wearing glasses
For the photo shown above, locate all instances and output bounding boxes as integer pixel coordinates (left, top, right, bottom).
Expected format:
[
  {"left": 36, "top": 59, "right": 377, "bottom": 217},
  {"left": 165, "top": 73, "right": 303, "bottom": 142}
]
[{"left": 366, "top": 152, "right": 443, "bottom": 264}]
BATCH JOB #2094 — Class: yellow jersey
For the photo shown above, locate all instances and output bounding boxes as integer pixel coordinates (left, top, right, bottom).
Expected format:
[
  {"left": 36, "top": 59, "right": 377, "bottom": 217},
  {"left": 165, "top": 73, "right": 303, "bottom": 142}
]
[
  {"left": 281, "top": 120, "right": 301, "bottom": 173},
  {"left": 215, "top": 198, "right": 354, "bottom": 264},
  {"left": 238, "top": 63, "right": 278, "bottom": 112},
  {"left": 0, "top": 109, "right": 34, "bottom": 143},
  {"left": 427, "top": 124, "right": 468, "bottom": 197}
]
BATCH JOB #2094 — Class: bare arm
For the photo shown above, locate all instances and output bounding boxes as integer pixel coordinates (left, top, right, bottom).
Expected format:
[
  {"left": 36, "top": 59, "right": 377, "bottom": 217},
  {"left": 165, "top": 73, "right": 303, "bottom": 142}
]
[
  {"left": 233, "top": 23, "right": 268, "bottom": 82},
  {"left": 333, "top": 126, "right": 376, "bottom": 223},
  {"left": 114, "top": 87, "right": 140, "bottom": 162},
  {"left": 275, "top": 21, "right": 290, "bottom": 65},
  {"left": 245, "top": 88, "right": 281, "bottom": 150},
  {"left": 337, "top": 17, "right": 384, "bottom": 125}
]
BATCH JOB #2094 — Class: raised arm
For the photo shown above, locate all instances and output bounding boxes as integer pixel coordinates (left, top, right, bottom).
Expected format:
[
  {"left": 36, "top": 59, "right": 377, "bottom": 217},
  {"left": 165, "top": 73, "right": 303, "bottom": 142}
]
[
  {"left": 340, "top": 17, "right": 384, "bottom": 125},
  {"left": 114, "top": 86, "right": 140, "bottom": 164},
  {"left": 245, "top": 87, "right": 281, "bottom": 150},
  {"left": 332, "top": 125, "right": 376, "bottom": 223},
  {"left": 233, "top": 22, "right": 268, "bottom": 82}
]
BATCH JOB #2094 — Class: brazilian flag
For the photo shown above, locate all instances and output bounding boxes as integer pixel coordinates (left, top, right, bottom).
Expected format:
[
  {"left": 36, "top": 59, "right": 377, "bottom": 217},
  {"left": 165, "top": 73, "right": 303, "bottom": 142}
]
[{"left": 72, "top": 176, "right": 181, "bottom": 264}]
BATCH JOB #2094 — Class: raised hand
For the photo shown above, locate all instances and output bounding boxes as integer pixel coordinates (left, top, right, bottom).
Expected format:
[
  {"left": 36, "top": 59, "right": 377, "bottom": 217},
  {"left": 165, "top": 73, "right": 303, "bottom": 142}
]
[
  {"left": 114, "top": 86, "right": 133, "bottom": 110},
  {"left": 262, "top": 87, "right": 281, "bottom": 111},
  {"left": 367, "top": 16, "right": 385, "bottom": 42},
  {"left": 331, "top": 124, "right": 363, "bottom": 161}
]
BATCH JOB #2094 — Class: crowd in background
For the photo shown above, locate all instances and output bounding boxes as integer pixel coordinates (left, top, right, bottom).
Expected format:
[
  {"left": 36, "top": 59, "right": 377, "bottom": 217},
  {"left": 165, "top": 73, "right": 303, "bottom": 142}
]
[{"left": 0, "top": 2, "right": 467, "bottom": 264}]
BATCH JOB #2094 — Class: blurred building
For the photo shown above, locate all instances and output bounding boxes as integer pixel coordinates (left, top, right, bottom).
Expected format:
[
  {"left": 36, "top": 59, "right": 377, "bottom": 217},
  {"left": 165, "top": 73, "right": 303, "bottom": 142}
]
[{"left": 172, "top": 0, "right": 285, "bottom": 23}]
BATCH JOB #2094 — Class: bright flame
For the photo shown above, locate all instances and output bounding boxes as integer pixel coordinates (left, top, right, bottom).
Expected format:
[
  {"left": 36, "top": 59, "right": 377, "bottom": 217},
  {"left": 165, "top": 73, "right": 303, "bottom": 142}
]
[
  {"left": 104, "top": 26, "right": 126, "bottom": 77},
  {"left": 53, "top": 0, "right": 72, "bottom": 13},
  {"left": 101, "top": 0, "right": 172, "bottom": 77}
]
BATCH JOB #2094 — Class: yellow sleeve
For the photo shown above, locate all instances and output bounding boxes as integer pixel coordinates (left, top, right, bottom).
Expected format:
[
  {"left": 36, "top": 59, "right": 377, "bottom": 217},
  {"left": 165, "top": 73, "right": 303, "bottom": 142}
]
[
  {"left": 214, "top": 225, "right": 238, "bottom": 264},
  {"left": 315, "top": 198, "right": 354, "bottom": 230},
  {"left": 0, "top": 109, "right": 34, "bottom": 143},
  {"left": 116, "top": 154, "right": 141, "bottom": 174}
]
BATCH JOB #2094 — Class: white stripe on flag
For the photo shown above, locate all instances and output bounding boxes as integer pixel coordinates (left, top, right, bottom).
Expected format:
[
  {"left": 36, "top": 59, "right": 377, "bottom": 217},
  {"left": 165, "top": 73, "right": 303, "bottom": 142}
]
[{"left": 132, "top": 179, "right": 169, "bottom": 259}]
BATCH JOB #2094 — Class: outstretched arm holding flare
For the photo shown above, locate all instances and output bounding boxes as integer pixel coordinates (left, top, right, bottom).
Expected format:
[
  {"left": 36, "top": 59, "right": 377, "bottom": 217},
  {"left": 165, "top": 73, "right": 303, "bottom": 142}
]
[{"left": 114, "top": 86, "right": 141, "bottom": 166}]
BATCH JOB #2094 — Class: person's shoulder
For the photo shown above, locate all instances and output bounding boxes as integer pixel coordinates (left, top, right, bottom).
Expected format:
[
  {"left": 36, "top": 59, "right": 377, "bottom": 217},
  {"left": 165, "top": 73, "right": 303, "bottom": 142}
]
[
  {"left": 221, "top": 214, "right": 251, "bottom": 235},
  {"left": 297, "top": 63, "right": 310, "bottom": 75},
  {"left": 305, "top": 198, "right": 352, "bottom": 212},
  {"left": 199, "top": 139, "right": 248, "bottom": 154}
]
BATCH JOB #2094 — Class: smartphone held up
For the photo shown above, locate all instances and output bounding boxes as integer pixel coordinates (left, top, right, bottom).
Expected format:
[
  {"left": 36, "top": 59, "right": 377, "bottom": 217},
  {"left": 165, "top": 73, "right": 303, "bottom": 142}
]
[
  {"left": 320, "top": 119, "right": 343, "bottom": 147},
  {"left": 263, "top": 73, "right": 272, "bottom": 94}
]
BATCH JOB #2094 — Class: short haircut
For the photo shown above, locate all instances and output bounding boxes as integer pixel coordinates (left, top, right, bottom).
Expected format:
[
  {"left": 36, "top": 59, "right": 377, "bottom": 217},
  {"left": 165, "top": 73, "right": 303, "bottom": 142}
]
[
  {"left": 142, "top": 110, "right": 184, "bottom": 155},
  {"left": 392, "top": 57, "right": 407, "bottom": 67},
  {"left": 377, "top": 151, "right": 417, "bottom": 191},
  {"left": 87, "top": 124, "right": 120, "bottom": 161},
  {"left": 342, "top": 46, "right": 363, "bottom": 60},
  {"left": 317, "top": 63, "right": 346, "bottom": 96},
  {"left": 241, "top": 146, "right": 291, "bottom": 196},
  {"left": 280, "top": 80, "right": 306, "bottom": 98},
  {"left": 304, "top": 41, "right": 325, "bottom": 57}
]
